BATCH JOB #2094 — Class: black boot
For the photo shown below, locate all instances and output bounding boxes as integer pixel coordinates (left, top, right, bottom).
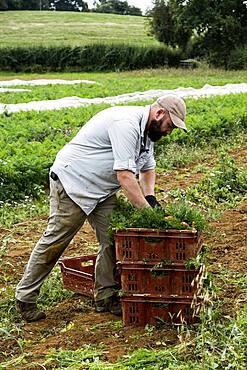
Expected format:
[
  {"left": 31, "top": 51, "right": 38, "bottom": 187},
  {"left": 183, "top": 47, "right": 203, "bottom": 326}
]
[
  {"left": 95, "top": 294, "right": 122, "bottom": 316},
  {"left": 16, "top": 299, "right": 46, "bottom": 322}
]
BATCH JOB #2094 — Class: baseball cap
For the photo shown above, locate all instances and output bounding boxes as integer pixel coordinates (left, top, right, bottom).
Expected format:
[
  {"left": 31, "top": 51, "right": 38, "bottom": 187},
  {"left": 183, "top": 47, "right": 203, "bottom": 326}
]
[{"left": 156, "top": 95, "right": 187, "bottom": 132}]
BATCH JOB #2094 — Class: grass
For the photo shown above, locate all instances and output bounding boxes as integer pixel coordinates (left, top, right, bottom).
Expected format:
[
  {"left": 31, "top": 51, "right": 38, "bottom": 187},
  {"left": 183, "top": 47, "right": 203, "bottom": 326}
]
[
  {"left": 0, "top": 10, "right": 158, "bottom": 48},
  {"left": 0, "top": 195, "right": 49, "bottom": 228},
  {"left": 0, "top": 67, "right": 247, "bottom": 104}
]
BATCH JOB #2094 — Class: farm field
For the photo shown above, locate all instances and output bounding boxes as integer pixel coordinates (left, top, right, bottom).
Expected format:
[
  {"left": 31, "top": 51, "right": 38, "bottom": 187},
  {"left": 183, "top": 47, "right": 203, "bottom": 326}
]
[
  {"left": 0, "top": 68, "right": 247, "bottom": 369},
  {"left": 0, "top": 68, "right": 247, "bottom": 104},
  {"left": 0, "top": 11, "right": 158, "bottom": 48}
]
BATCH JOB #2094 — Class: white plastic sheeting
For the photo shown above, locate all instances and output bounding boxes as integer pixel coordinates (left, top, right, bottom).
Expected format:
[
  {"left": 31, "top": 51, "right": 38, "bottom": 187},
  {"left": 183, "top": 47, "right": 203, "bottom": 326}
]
[
  {"left": 0, "top": 79, "right": 96, "bottom": 87},
  {"left": 0, "top": 83, "right": 246, "bottom": 115}
]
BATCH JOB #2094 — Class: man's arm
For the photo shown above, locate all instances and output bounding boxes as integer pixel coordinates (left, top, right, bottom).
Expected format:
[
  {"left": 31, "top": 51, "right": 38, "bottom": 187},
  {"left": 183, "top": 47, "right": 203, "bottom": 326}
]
[
  {"left": 139, "top": 169, "right": 156, "bottom": 196},
  {"left": 139, "top": 169, "right": 161, "bottom": 208},
  {"left": 116, "top": 170, "right": 151, "bottom": 209}
]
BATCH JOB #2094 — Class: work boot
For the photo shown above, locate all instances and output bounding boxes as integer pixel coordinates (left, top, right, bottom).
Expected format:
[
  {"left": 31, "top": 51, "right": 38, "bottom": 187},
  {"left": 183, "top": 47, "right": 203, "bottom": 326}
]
[
  {"left": 95, "top": 294, "right": 122, "bottom": 316},
  {"left": 16, "top": 299, "right": 46, "bottom": 322}
]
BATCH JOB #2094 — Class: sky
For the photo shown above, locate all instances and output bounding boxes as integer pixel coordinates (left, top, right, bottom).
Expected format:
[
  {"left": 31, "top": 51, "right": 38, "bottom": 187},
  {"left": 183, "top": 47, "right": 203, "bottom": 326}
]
[
  {"left": 125, "top": 0, "right": 153, "bottom": 13},
  {"left": 87, "top": 1, "right": 153, "bottom": 14}
]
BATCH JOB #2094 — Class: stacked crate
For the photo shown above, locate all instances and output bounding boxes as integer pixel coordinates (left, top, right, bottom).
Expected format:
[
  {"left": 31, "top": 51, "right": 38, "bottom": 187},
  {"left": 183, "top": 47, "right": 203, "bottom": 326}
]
[{"left": 114, "top": 228, "right": 204, "bottom": 327}]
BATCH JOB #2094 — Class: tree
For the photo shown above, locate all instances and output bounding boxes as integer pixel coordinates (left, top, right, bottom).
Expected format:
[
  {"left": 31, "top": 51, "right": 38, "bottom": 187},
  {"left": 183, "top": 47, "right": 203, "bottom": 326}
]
[
  {"left": 7, "top": 0, "right": 40, "bottom": 9},
  {"left": 148, "top": 0, "right": 247, "bottom": 65},
  {"left": 180, "top": 0, "right": 247, "bottom": 64},
  {"left": 6, "top": 0, "right": 88, "bottom": 10},
  {"left": 0, "top": 0, "right": 8, "bottom": 9},
  {"left": 51, "top": 0, "right": 88, "bottom": 11},
  {"left": 148, "top": 0, "right": 191, "bottom": 51},
  {"left": 95, "top": 0, "right": 142, "bottom": 16},
  {"left": 128, "top": 5, "right": 142, "bottom": 16}
]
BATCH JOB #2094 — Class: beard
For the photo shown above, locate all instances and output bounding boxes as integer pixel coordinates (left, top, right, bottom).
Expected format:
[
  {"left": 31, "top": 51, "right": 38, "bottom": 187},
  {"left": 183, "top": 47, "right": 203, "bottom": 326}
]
[{"left": 147, "top": 118, "right": 164, "bottom": 142}]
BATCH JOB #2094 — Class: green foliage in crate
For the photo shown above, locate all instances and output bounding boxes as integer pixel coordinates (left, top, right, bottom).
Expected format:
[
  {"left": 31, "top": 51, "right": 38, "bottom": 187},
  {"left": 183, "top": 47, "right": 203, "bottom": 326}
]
[{"left": 108, "top": 196, "right": 208, "bottom": 241}]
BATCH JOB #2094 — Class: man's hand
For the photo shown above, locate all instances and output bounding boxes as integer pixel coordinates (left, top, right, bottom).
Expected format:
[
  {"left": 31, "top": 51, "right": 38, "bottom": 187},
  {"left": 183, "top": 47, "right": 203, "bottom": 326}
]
[{"left": 145, "top": 195, "right": 162, "bottom": 208}]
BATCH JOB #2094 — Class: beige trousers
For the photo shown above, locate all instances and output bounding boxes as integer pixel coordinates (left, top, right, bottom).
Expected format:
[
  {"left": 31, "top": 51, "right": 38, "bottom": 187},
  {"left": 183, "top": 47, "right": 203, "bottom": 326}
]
[{"left": 15, "top": 177, "right": 117, "bottom": 303}]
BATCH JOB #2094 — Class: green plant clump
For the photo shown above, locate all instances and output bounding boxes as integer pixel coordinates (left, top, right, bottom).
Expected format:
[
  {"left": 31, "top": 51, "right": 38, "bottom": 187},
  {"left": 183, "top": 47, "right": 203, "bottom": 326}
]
[
  {"left": 108, "top": 196, "right": 207, "bottom": 242},
  {"left": 187, "top": 153, "right": 247, "bottom": 210}
]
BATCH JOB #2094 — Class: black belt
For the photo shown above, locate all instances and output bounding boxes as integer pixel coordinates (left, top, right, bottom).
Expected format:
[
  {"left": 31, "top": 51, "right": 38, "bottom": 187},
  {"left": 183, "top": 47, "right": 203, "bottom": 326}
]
[{"left": 50, "top": 171, "right": 58, "bottom": 181}]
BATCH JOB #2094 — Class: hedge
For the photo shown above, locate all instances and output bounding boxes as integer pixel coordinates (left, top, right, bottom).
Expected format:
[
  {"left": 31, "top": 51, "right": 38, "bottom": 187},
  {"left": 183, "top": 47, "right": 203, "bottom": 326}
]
[{"left": 0, "top": 44, "right": 183, "bottom": 72}]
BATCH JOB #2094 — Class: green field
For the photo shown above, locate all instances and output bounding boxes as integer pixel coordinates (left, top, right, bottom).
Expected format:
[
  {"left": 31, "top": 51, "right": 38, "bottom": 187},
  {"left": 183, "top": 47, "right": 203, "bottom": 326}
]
[
  {"left": 0, "top": 49, "right": 247, "bottom": 368},
  {"left": 0, "top": 10, "right": 159, "bottom": 47},
  {"left": 0, "top": 67, "right": 246, "bottom": 104}
]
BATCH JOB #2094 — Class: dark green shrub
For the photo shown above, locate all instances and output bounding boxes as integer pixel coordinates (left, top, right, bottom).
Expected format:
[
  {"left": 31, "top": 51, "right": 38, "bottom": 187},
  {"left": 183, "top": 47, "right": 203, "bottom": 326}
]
[
  {"left": 0, "top": 44, "right": 183, "bottom": 73},
  {"left": 226, "top": 47, "right": 247, "bottom": 70}
]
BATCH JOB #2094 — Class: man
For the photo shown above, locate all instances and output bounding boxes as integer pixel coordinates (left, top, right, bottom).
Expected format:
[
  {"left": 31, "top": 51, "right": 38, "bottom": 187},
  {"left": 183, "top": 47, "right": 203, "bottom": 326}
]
[{"left": 16, "top": 94, "right": 187, "bottom": 322}]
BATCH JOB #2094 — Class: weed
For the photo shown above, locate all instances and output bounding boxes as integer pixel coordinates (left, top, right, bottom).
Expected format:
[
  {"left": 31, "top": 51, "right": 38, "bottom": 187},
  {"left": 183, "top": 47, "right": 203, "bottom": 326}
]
[
  {"left": 170, "top": 152, "right": 247, "bottom": 214},
  {"left": 38, "top": 266, "right": 74, "bottom": 309},
  {"left": 0, "top": 195, "right": 49, "bottom": 228},
  {"left": 91, "top": 320, "right": 123, "bottom": 332},
  {"left": 43, "top": 345, "right": 104, "bottom": 369}
]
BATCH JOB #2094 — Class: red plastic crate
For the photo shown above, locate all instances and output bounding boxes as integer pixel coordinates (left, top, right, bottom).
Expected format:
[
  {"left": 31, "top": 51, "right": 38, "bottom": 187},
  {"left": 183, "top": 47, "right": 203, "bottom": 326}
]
[
  {"left": 58, "top": 254, "right": 97, "bottom": 297},
  {"left": 119, "top": 262, "right": 204, "bottom": 297},
  {"left": 121, "top": 295, "right": 201, "bottom": 326},
  {"left": 115, "top": 228, "right": 202, "bottom": 264}
]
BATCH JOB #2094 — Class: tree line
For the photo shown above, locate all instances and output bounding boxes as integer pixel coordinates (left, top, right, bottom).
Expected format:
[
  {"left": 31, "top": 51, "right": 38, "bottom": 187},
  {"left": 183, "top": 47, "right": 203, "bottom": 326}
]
[
  {"left": 0, "top": 0, "right": 142, "bottom": 15},
  {"left": 148, "top": 0, "right": 247, "bottom": 68},
  {"left": 1, "top": 0, "right": 246, "bottom": 68}
]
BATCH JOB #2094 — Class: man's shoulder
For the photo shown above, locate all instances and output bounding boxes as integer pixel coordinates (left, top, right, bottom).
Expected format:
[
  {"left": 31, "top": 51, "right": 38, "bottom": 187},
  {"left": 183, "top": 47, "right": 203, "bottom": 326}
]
[
  {"left": 107, "top": 105, "right": 146, "bottom": 123},
  {"left": 104, "top": 105, "right": 144, "bottom": 115}
]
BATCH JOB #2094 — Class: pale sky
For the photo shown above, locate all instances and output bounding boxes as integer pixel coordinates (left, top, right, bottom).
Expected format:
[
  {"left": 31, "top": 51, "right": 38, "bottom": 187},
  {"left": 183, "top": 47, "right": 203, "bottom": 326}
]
[
  {"left": 87, "top": 1, "right": 153, "bottom": 14},
  {"left": 126, "top": 0, "right": 153, "bottom": 13}
]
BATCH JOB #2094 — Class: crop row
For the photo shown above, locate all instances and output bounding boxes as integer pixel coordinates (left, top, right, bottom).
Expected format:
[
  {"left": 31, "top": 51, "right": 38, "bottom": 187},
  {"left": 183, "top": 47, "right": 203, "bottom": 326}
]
[
  {"left": 1, "top": 68, "right": 246, "bottom": 105},
  {"left": 0, "top": 94, "right": 246, "bottom": 202}
]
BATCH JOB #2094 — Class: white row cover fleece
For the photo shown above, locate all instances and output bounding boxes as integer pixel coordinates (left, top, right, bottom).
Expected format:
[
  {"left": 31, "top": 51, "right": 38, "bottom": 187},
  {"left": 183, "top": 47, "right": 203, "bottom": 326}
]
[{"left": 0, "top": 83, "right": 246, "bottom": 115}]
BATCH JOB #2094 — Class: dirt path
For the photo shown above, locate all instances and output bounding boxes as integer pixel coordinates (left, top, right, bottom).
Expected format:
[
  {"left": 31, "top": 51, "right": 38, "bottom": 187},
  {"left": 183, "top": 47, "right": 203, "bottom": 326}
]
[{"left": 0, "top": 147, "right": 246, "bottom": 368}]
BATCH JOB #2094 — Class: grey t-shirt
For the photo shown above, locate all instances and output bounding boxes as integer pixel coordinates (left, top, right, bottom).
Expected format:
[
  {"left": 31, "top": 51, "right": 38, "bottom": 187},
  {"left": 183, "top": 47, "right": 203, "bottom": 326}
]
[{"left": 51, "top": 105, "right": 156, "bottom": 215}]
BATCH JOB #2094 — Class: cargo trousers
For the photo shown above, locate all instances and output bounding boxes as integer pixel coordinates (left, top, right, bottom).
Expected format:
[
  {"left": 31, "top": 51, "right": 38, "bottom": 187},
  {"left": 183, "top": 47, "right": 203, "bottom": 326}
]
[{"left": 15, "top": 176, "right": 118, "bottom": 304}]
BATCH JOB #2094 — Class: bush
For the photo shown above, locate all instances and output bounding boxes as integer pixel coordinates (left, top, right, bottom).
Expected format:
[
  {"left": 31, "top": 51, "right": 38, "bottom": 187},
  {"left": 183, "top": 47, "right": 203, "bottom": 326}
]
[
  {"left": 226, "top": 47, "right": 247, "bottom": 70},
  {"left": 0, "top": 44, "right": 183, "bottom": 73}
]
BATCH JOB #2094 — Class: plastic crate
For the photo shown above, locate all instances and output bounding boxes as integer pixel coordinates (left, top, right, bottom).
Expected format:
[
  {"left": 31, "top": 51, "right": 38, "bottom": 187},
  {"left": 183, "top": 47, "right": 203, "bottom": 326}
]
[
  {"left": 121, "top": 295, "right": 201, "bottom": 326},
  {"left": 119, "top": 262, "right": 204, "bottom": 297},
  {"left": 115, "top": 228, "right": 202, "bottom": 264},
  {"left": 58, "top": 254, "right": 97, "bottom": 297}
]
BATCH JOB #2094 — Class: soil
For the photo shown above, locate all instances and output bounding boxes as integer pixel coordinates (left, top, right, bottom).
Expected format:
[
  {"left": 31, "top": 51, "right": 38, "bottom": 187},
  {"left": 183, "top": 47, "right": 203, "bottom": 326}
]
[{"left": 0, "top": 146, "right": 246, "bottom": 369}]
